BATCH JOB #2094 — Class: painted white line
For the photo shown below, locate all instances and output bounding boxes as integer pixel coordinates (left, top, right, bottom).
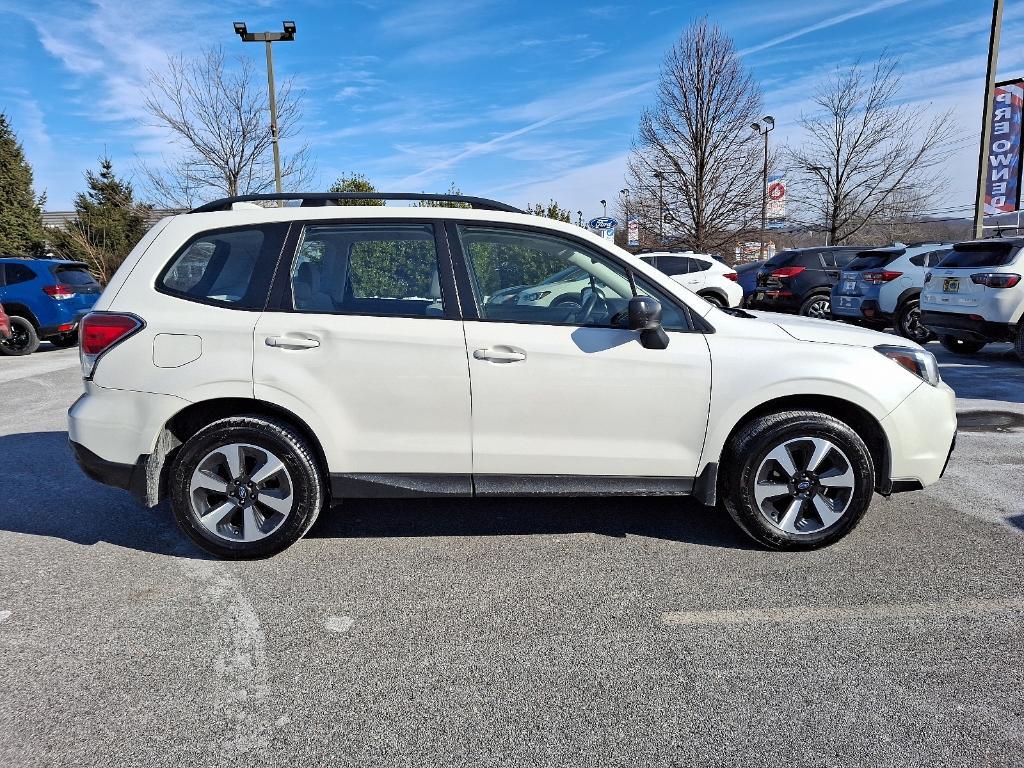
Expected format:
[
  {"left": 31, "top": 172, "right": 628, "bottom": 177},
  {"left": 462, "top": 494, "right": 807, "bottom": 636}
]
[
  {"left": 325, "top": 616, "right": 354, "bottom": 633},
  {"left": 661, "top": 598, "right": 1024, "bottom": 626},
  {"left": 0, "top": 610, "right": 11, "bottom": 624}
]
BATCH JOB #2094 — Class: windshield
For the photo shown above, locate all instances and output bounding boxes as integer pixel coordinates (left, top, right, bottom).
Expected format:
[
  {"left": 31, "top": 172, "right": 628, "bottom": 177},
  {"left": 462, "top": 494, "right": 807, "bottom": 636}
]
[
  {"left": 846, "top": 251, "right": 903, "bottom": 271},
  {"left": 939, "top": 244, "right": 1020, "bottom": 269}
]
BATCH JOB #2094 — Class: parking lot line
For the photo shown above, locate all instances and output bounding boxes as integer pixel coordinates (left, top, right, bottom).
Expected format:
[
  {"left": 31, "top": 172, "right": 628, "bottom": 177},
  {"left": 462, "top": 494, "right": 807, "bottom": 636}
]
[{"left": 661, "top": 597, "right": 1024, "bottom": 626}]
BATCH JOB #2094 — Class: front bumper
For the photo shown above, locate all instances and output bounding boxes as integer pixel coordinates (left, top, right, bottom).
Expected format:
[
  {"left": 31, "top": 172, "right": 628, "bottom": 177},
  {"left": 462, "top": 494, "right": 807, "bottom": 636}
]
[
  {"left": 880, "top": 380, "right": 957, "bottom": 489},
  {"left": 920, "top": 310, "right": 1015, "bottom": 343}
]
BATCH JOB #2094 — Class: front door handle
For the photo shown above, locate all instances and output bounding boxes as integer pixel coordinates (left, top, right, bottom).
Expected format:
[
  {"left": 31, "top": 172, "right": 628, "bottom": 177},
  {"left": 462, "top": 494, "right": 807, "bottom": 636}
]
[
  {"left": 266, "top": 335, "right": 320, "bottom": 350},
  {"left": 473, "top": 346, "right": 526, "bottom": 363}
]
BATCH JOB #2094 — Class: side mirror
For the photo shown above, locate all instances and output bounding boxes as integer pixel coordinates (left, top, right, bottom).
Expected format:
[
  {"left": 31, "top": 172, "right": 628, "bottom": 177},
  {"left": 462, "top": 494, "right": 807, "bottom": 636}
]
[{"left": 628, "top": 296, "right": 669, "bottom": 350}]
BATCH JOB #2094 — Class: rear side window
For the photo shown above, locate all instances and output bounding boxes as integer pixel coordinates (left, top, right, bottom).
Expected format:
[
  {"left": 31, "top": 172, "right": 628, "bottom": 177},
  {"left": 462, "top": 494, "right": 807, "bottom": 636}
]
[
  {"left": 939, "top": 244, "right": 1019, "bottom": 269},
  {"left": 52, "top": 266, "right": 99, "bottom": 286},
  {"left": 687, "top": 257, "right": 711, "bottom": 273},
  {"left": 158, "top": 225, "right": 287, "bottom": 309},
  {"left": 289, "top": 223, "right": 444, "bottom": 318},
  {"left": 658, "top": 256, "right": 691, "bottom": 275},
  {"left": 764, "top": 250, "right": 798, "bottom": 268},
  {"left": 831, "top": 250, "right": 859, "bottom": 267},
  {"left": 4, "top": 263, "right": 36, "bottom": 285}
]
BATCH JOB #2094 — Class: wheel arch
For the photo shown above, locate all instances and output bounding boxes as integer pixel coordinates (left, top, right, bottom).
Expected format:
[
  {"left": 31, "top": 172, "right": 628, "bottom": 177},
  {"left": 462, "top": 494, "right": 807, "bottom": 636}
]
[
  {"left": 139, "top": 397, "right": 329, "bottom": 508},
  {"left": 697, "top": 288, "right": 728, "bottom": 305},
  {"left": 0, "top": 303, "right": 39, "bottom": 327},
  {"left": 895, "top": 286, "right": 922, "bottom": 310},
  {"left": 704, "top": 393, "right": 892, "bottom": 505}
]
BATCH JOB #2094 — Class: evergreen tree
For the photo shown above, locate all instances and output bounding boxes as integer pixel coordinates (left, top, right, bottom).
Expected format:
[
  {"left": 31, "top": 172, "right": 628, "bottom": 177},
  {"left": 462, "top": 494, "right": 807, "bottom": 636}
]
[
  {"left": 52, "top": 157, "right": 151, "bottom": 282},
  {"left": 0, "top": 113, "right": 46, "bottom": 256},
  {"left": 328, "top": 173, "right": 385, "bottom": 205}
]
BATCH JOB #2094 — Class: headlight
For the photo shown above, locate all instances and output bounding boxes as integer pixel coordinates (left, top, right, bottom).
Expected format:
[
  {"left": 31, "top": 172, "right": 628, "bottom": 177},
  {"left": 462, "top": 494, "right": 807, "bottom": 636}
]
[
  {"left": 520, "top": 290, "right": 551, "bottom": 302},
  {"left": 875, "top": 345, "right": 940, "bottom": 386}
]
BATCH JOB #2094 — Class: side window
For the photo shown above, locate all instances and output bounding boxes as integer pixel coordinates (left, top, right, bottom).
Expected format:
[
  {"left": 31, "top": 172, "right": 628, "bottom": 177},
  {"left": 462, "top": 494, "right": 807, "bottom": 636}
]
[
  {"left": 688, "top": 257, "right": 711, "bottom": 273},
  {"left": 799, "top": 252, "right": 824, "bottom": 269},
  {"left": 456, "top": 225, "right": 689, "bottom": 331},
  {"left": 658, "top": 256, "right": 689, "bottom": 275},
  {"left": 159, "top": 225, "right": 286, "bottom": 309},
  {"left": 290, "top": 224, "right": 443, "bottom": 318},
  {"left": 5, "top": 264, "right": 36, "bottom": 285}
]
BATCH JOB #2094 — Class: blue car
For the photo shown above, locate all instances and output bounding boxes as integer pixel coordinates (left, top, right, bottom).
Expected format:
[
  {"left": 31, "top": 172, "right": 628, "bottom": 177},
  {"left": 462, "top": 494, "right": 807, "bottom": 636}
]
[
  {"left": 734, "top": 260, "right": 765, "bottom": 306},
  {"left": 0, "top": 257, "right": 102, "bottom": 355}
]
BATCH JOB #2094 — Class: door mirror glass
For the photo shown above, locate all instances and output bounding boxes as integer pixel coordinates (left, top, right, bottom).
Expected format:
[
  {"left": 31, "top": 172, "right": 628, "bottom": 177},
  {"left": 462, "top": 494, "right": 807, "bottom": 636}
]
[{"left": 628, "top": 295, "right": 662, "bottom": 330}]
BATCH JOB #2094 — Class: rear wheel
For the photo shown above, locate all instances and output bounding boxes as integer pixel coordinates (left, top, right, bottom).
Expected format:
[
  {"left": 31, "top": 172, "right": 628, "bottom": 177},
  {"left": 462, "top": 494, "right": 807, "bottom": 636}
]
[
  {"left": 939, "top": 336, "right": 985, "bottom": 355},
  {"left": 720, "top": 410, "right": 875, "bottom": 550},
  {"left": 799, "top": 294, "right": 831, "bottom": 319},
  {"left": 895, "top": 299, "right": 934, "bottom": 343},
  {"left": 0, "top": 316, "right": 40, "bottom": 356},
  {"left": 170, "top": 415, "right": 325, "bottom": 559}
]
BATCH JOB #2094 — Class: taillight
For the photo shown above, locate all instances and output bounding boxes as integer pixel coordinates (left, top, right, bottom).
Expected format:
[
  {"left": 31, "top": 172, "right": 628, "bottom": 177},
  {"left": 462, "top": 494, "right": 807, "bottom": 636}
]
[
  {"left": 80, "top": 312, "right": 144, "bottom": 378},
  {"left": 724, "top": 272, "right": 739, "bottom": 281},
  {"left": 771, "top": 266, "right": 805, "bottom": 279},
  {"left": 970, "top": 273, "right": 1021, "bottom": 288},
  {"left": 43, "top": 284, "right": 76, "bottom": 300},
  {"left": 861, "top": 270, "right": 903, "bottom": 285}
]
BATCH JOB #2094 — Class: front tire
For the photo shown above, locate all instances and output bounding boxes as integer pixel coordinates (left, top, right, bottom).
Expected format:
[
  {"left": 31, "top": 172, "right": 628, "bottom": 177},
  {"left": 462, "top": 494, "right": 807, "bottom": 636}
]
[
  {"left": 895, "top": 300, "right": 934, "bottom": 343},
  {"left": 170, "top": 415, "right": 325, "bottom": 559},
  {"left": 720, "top": 410, "right": 875, "bottom": 550},
  {"left": 939, "top": 336, "right": 985, "bottom": 355},
  {"left": 799, "top": 294, "right": 831, "bottom": 319},
  {"left": 0, "top": 316, "right": 40, "bottom": 356}
]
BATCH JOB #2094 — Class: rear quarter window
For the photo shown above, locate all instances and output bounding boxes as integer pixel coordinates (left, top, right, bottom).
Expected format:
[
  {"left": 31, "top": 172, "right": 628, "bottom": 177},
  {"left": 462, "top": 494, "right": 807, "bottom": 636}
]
[
  {"left": 157, "top": 224, "right": 289, "bottom": 309},
  {"left": 4, "top": 263, "right": 36, "bottom": 285}
]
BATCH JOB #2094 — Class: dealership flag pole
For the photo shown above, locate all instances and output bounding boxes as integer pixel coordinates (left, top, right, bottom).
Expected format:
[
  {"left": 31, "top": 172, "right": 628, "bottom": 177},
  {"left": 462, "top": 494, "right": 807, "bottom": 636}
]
[{"left": 974, "top": 0, "right": 1004, "bottom": 238}]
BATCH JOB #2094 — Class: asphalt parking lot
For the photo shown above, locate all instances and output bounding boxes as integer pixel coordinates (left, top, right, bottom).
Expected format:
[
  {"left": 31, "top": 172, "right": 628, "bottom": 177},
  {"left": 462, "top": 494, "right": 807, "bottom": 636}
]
[{"left": 1, "top": 340, "right": 1023, "bottom": 767}]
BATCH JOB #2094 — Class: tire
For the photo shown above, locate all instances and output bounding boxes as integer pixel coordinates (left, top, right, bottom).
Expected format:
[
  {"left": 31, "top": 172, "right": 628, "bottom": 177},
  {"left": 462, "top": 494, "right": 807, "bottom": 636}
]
[
  {"left": 48, "top": 331, "right": 79, "bottom": 348},
  {"left": 799, "top": 294, "right": 831, "bottom": 319},
  {"left": 1015, "top": 324, "right": 1024, "bottom": 365},
  {"left": 170, "top": 415, "right": 326, "bottom": 559},
  {"left": 719, "top": 410, "right": 875, "bottom": 551},
  {"left": 0, "top": 316, "right": 40, "bottom": 356},
  {"left": 699, "top": 293, "right": 726, "bottom": 308},
  {"left": 895, "top": 299, "right": 934, "bottom": 343},
  {"left": 939, "top": 336, "right": 985, "bottom": 355}
]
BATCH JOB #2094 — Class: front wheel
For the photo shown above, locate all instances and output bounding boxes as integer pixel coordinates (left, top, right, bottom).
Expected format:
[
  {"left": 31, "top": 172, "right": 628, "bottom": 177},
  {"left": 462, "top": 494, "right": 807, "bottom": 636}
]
[
  {"left": 0, "top": 316, "right": 40, "bottom": 356},
  {"left": 895, "top": 299, "right": 934, "bottom": 343},
  {"left": 170, "top": 415, "right": 326, "bottom": 559},
  {"left": 720, "top": 410, "right": 875, "bottom": 550},
  {"left": 799, "top": 294, "right": 831, "bottom": 319},
  {"left": 939, "top": 336, "right": 985, "bottom": 355}
]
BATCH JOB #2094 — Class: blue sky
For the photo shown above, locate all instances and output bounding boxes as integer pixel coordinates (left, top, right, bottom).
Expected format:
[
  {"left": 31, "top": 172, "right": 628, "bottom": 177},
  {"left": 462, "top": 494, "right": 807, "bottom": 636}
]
[{"left": 1, "top": 0, "right": 1023, "bottom": 218}]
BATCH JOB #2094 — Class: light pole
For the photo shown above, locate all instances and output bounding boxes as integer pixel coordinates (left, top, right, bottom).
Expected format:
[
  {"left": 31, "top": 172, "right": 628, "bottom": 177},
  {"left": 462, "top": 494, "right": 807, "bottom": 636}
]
[
  {"left": 233, "top": 20, "right": 297, "bottom": 197},
  {"left": 653, "top": 171, "right": 665, "bottom": 245},
  {"left": 600, "top": 199, "right": 607, "bottom": 217},
  {"left": 751, "top": 115, "right": 775, "bottom": 260},
  {"left": 809, "top": 164, "right": 832, "bottom": 246},
  {"left": 576, "top": 211, "right": 583, "bottom": 227}
]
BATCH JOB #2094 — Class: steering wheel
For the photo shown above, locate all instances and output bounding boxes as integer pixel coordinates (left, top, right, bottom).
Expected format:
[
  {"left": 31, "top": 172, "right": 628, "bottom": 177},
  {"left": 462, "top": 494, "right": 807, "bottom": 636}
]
[{"left": 575, "top": 285, "right": 605, "bottom": 324}]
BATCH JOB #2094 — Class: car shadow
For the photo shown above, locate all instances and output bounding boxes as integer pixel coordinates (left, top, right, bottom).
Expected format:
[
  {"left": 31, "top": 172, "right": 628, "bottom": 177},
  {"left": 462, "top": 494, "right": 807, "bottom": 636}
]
[
  {"left": 930, "top": 342, "right": 1024, "bottom": 405},
  {"left": 0, "top": 431, "right": 755, "bottom": 556}
]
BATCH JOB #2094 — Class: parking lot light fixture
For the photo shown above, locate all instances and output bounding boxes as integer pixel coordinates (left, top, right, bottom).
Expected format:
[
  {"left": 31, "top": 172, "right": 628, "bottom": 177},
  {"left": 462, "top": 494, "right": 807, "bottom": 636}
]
[
  {"left": 233, "top": 21, "right": 298, "bottom": 198},
  {"left": 751, "top": 116, "right": 775, "bottom": 260}
]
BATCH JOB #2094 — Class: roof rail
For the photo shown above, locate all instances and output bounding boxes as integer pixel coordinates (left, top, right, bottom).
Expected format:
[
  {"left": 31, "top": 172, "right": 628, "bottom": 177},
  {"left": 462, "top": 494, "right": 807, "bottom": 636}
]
[{"left": 188, "top": 192, "right": 525, "bottom": 214}]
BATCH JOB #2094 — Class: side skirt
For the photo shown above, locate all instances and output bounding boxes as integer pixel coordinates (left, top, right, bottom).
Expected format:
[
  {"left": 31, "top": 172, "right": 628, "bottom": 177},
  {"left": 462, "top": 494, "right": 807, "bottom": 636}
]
[{"left": 329, "top": 473, "right": 695, "bottom": 499}]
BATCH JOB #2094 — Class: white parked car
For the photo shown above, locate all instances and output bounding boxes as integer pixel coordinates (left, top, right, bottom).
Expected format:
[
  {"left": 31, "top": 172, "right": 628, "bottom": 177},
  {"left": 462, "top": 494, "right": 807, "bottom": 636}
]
[
  {"left": 921, "top": 237, "right": 1024, "bottom": 361},
  {"left": 69, "top": 192, "right": 957, "bottom": 558},
  {"left": 638, "top": 251, "right": 743, "bottom": 308}
]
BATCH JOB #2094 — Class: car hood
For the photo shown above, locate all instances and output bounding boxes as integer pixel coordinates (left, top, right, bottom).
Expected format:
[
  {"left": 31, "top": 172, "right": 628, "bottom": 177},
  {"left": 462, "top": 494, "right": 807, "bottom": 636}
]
[{"left": 745, "top": 310, "right": 917, "bottom": 350}]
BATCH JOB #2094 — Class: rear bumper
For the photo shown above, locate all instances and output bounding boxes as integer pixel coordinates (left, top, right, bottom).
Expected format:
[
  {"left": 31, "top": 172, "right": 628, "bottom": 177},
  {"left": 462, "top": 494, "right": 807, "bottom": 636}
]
[
  {"left": 920, "top": 311, "right": 1015, "bottom": 343},
  {"left": 70, "top": 439, "right": 146, "bottom": 495},
  {"left": 38, "top": 308, "right": 92, "bottom": 338},
  {"left": 832, "top": 296, "right": 889, "bottom": 322},
  {"left": 747, "top": 290, "right": 800, "bottom": 312}
]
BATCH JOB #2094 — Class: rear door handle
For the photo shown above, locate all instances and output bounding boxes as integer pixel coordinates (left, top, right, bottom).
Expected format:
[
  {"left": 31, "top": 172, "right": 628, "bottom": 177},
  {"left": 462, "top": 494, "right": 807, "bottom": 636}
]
[
  {"left": 473, "top": 347, "right": 526, "bottom": 363},
  {"left": 265, "top": 335, "right": 320, "bottom": 350}
]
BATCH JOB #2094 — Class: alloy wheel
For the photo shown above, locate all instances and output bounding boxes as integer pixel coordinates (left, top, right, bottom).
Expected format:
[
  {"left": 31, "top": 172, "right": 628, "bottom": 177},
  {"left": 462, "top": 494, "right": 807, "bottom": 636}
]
[
  {"left": 188, "top": 443, "right": 294, "bottom": 543},
  {"left": 1, "top": 324, "right": 30, "bottom": 353},
  {"left": 805, "top": 298, "right": 830, "bottom": 319},
  {"left": 753, "top": 436, "right": 856, "bottom": 535},
  {"left": 901, "top": 305, "right": 930, "bottom": 343}
]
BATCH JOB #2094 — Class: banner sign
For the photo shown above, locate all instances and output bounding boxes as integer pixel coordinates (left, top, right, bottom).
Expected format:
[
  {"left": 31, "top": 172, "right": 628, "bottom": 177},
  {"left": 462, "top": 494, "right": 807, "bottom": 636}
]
[
  {"left": 985, "top": 79, "right": 1024, "bottom": 215},
  {"left": 627, "top": 216, "right": 640, "bottom": 247},
  {"left": 766, "top": 174, "right": 786, "bottom": 219}
]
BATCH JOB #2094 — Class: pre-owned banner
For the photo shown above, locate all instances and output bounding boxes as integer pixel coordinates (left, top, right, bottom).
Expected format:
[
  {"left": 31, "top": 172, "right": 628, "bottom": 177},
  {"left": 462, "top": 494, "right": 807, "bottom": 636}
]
[{"left": 985, "top": 79, "right": 1024, "bottom": 215}]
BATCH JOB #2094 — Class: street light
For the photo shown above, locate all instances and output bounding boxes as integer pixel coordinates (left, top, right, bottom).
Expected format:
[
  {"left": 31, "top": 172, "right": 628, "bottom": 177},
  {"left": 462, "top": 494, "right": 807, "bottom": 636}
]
[
  {"left": 576, "top": 210, "right": 583, "bottom": 227},
  {"left": 600, "top": 199, "right": 607, "bottom": 217},
  {"left": 233, "top": 20, "right": 298, "bottom": 197},
  {"left": 809, "top": 164, "right": 832, "bottom": 246},
  {"left": 751, "top": 115, "right": 775, "bottom": 260}
]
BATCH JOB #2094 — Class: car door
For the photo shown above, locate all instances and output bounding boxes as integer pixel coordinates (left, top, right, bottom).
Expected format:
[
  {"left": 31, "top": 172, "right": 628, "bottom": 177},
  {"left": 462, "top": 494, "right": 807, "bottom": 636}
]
[
  {"left": 450, "top": 222, "right": 712, "bottom": 485},
  {"left": 253, "top": 220, "right": 473, "bottom": 491}
]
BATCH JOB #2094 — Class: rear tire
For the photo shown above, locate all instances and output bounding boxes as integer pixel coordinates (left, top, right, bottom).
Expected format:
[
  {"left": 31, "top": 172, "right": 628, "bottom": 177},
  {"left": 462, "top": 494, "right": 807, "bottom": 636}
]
[
  {"left": 939, "top": 336, "right": 985, "bottom": 355},
  {"left": 799, "top": 294, "right": 831, "bottom": 319},
  {"left": 0, "top": 316, "right": 40, "bottom": 356},
  {"left": 170, "top": 415, "right": 326, "bottom": 559},
  {"left": 895, "top": 299, "right": 934, "bottom": 343},
  {"left": 719, "top": 410, "right": 875, "bottom": 550}
]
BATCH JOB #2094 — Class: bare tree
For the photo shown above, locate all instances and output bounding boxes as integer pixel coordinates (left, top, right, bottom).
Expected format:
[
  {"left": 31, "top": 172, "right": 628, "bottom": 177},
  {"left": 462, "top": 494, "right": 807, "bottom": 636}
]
[
  {"left": 625, "top": 19, "right": 764, "bottom": 254},
  {"left": 141, "top": 47, "right": 313, "bottom": 208},
  {"left": 788, "top": 56, "right": 958, "bottom": 244}
]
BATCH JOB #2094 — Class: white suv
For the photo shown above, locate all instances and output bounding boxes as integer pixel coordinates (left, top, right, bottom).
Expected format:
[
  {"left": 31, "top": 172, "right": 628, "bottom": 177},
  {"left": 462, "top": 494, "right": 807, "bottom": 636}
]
[
  {"left": 921, "top": 238, "right": 1024, "bottom": 361},
  {"left": 638, "top": 251, "right": 743, "bottom": 308},
  {"left": 68, "top": 193, "right": 957, "bottom": 558}
]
